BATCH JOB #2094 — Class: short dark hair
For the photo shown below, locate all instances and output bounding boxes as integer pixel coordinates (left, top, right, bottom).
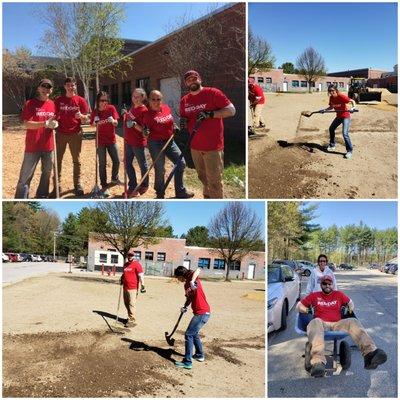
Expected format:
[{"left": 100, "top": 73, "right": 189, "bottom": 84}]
[
  {"left": 317, "top": 254, "right": 328, "bottom": 263},
  {"left": 174, "top": 266, "right": 189, "bottom": 277},
  {"left": 64, "top": 77, "right": 76, "bottom": 84},
  {"left": 327, "top": 84, "right": 338, "bottom": 93}
]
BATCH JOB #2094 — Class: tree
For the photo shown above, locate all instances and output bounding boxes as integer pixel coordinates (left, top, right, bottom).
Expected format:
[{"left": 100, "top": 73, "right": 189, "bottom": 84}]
[
  {"left": 155, "top": 225, "right": 175, "bottom": 238},
  {"left": 58, "top": 213, "right": 83, "bottom": 256},
  {"left": 296, "top": 47, "right": 326, "bottom": 93},
  {"left": 208, "top": 203, "right": 263, "bottom": 281},
  {"left": 248, "top": 27, "right": 275, "bottom": 74},
  {"left": 279, "top": 62, "right": 297, "bottom": 74},
  {"left": 94, "top": 202, "right": 165, "bottom": 260},
  {"left": 185, "top": 226, "right": 210, "bottom": 247}
]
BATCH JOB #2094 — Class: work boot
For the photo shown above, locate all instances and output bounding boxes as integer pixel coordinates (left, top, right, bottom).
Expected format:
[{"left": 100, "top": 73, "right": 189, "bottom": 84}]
[
  {"left": 176, "top": 190, "right": 194, "bottom": 199},
  {"left": 74, "top": 185, "right": 84, "bottom": 197},
  {"left": 310, "top": 363, "right": 325, "bottom": 377},
  {"left": 364, "top": 348, "right": 387, "bottom": 369}
]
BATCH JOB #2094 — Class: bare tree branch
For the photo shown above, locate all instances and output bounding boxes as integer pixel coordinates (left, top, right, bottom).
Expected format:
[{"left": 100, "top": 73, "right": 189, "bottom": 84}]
[{"left": 296, "top": 47, "right": 326, "bottom": 93}]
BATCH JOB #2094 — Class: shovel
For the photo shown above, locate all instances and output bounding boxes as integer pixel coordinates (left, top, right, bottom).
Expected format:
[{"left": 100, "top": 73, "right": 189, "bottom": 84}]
[
  {"left": 301, "top": 109, "right": 359, "bottom": 117},
  {"left": 165, "top": 305, "right": 186, "bottom": 346}
]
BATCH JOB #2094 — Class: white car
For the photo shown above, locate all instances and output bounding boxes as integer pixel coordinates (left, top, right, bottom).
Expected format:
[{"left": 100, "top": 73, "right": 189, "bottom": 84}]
[
  {"left": 2, "top": 253, "right": 10, "bottom": 263},
  {"left": 268, "top": 264, "right": 301, "bottom": 332}
]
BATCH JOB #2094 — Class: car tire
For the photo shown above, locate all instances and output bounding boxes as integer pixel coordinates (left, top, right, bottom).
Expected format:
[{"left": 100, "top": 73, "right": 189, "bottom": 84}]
[
  {"left": 304, "top": 270, "right": 311, "bottom": 277},
  {"left": 339, "top": 340, "right": 351, "bottom": 370},
  {"left": 305, "top": 342, "right": 312, "bottom": 372},
  {"left": 279, "top": 300, "right": 288, "bottom": 331}
]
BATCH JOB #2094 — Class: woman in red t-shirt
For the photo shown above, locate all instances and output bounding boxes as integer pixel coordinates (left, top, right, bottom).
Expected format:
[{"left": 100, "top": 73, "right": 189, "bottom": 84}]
[
  {"left": 143, "top": 90, "right": 193, "bottom": 199},
  {"left": 90, "top": 91, "right": 120, "bottom": 197},
  {"left": 15, "top": 78, "right": 57, "bottom": 199},
  {"left": 122, "top": 88, "right": 149, "bottom": 198},
  {"left": 322, "top": 84, "right": 356, "bottom": 159}
]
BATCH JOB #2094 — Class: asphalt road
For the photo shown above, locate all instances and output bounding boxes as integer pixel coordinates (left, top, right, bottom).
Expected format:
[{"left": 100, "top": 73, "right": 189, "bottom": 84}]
[
  {"left": 268, "top": 270, "right": 397, "bottom": 398},
  {"left": 2, "top": 262, "right": 72, "bottom": 285}
]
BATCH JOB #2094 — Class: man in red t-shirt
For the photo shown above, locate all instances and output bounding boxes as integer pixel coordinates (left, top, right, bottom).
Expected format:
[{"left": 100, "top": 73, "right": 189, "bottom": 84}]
[
  {"left": 298, "top": 275, "right": 387, "bottom": 377},
  {"left": 15, "top": 78, "right": 58, "bottom": 199},
  {"left": 173, "top": 266, "right": 211, "bottom": 369},
  {"left": 248, "top": 77, "right": 266, "bottom": 129},
  {"left": 321, "top": 84, "right": 356, "bottom": 159},
  {"left": 180, "top": 70, "right": 236, "bottom": 199},
  {"left": 54, "top": 77, "right": 90, "bottom": 196},
  {"left": 120, "top": 251, "right": 146, "bottom": 327}
]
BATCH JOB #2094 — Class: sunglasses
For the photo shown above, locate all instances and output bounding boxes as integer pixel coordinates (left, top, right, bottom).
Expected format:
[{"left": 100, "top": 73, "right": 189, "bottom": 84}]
[
  {"left": 150, "top": 98, "right": 162, "bottom": 101},
  {"left": 321, "top": 282, "right": 332, "bottom": 286},
  {"left": 40, "top": 84, "right": 52, "bottom": 89}
]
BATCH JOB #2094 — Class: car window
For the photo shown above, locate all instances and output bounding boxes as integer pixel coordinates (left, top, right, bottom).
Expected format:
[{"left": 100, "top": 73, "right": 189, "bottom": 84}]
[
  {"left": 268, "top": 267, "right": 281, "bottom": 283},
  {"left": 281, "top": 265, "right": 294, "bottom": 280}
]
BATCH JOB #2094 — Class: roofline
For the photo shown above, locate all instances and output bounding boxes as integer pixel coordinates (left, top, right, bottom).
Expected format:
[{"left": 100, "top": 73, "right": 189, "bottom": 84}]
[{"left": 107, "top": 2, "right": 237, "bottom": 67}]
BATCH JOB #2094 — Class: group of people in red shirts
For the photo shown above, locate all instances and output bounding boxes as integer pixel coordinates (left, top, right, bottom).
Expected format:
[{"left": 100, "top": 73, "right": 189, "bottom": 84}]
[
  {"left": 16, "top": 70, "right": 235, "bottom": 199},
  {"left": 121, "top": 252, "right": 210, "bottom": 370}
]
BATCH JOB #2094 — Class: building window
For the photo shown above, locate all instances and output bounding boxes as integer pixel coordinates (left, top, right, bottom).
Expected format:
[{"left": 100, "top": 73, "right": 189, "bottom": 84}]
[
  {"left": 291, "top": 80, "right": 299, "bottom": 87},
  {"left": 134, "top": 251, "right": 141, "bottom": 260},
  {"left": 157, "top": 252, "right": 166, "bottom": 261},
  {"left": 136, "top": 77, "right": 150, "bottom": 95},
  {"left": 265, "top": 77, "right": 272, "bottom": 83},
  {"left": 213, "top": 258, "right": 225, "bottom": 270},
  {"left": 122, "top": 81, "right": 131, "bottom": 106},
  {"left": 257, "top": 77, "right": 264, "bottom": 84},
  {"left": 301, "top": 81, "right": 308, "bottom": 88},
  {"left": 145, "top": 251, "right": 154, "bottom": 261},
  {"left": 111, "top": 254, "right": 119, "bottom": 264},
  {"left": 102, "top": 85, "right": 109, "bottom": 93},
  {"left": 229, "top": 260, "right": 241, "bottom": 271},
  {"left": 198, "top": 258, "right": 211, "bottom": 269},
  {"left": 111, "top": 83, "right": 118, "bottom": 105},
  {"left": 339, "top": 82, "right": 344, "bottom": 88},
  {"left": 99, "top": 253, "right": 107, "bottom": 263}
]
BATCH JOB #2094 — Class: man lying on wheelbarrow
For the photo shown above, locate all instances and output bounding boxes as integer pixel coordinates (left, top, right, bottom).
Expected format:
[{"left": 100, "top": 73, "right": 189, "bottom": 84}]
[{"left": 297, "top": 275, "right": 387, "bottom": 377}]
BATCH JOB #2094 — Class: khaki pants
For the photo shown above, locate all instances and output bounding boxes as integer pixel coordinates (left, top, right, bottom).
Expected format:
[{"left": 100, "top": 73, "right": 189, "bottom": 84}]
[
  {"left": 191, "top": 149, "right": 224, "bottom": 199},
  {"left": 307, "top": 317, "right": 376, "bottom": 365},
  {"left": 123, "top": 289, "right": 138, "bottom": 322},
  {"left": 252, "top": 104, "right": 265, "bottom": 128},
  {"left": 56, "top": 131, "right": 83, "bottom": 189}
]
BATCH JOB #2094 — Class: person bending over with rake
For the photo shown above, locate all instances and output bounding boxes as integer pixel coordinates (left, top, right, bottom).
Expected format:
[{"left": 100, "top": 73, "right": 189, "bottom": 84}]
[
  {"left": 142, "top": 90, "right": 194, "bottom": 199},
  {"left": 120, "top": 251, "right": 146, "bottom": 328},
  {"left": 15, "top": 79, "right": 57, "bottom": 199},
  {"left": 174, "top": 266, "right": 211, "bottom": 370},
  {"left": 90, "top": 91, "right": 121, "bottom": 198},
  {"left": 322, "top": 84, "right": 356, "bottom": 159}
]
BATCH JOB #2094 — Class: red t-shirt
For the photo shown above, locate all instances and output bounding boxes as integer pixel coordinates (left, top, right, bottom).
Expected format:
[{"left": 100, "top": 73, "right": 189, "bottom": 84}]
[
  {"left": 90, "top": 105, "right": 119, "bottom": 146},
  {"left": 21, "top": 98, "right": 56, "bottom": 153},
  {"left": 184, "top": 273, "right": 211, "bottom": 315},
  {"left": 249, "top": 84, "right": 265, "bottom": 105},
  {"left": 180, "top": 87, "right": 231, "bottom": 151},
  {"left": 329, "top": 93, "right": 351, "bottom": 119},
  {"left": 124, "top": 104, "right": 148, "bottom": 147},
  {"left": 122, "top": 260, "right": 143, "bottom": 291},
  {"left": 55, "top": 95, "right": 89, "bottom": 134},
  {"left": 301, "top": 290, "right": 350, "bottom": 322},
  {"left": 143, "top": 104, "right": 174, "bottom": 141}
]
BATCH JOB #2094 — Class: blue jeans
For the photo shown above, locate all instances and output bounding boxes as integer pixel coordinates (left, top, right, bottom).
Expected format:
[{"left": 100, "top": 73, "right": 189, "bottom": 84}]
[
  {"left": 183, "top": 313, "right": 210, "bottom": 364},
  {"left": 329, "top": 117, "right": 352, "bottom": 152},
  {"left": 15, "top": 151, "right": 53, "bottom": 198},
  {"left": 148, "top": 139, "right": 187, "bottom": 197},
  {"left": 97, "top": 143, "right": 120, "bottom": 187},
  {"left": 125, "top": 145, "right": 149, "bottom": 190}
]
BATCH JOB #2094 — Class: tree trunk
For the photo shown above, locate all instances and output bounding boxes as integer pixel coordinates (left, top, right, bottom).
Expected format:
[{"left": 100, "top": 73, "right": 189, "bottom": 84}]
[{"left": 225, "top": 258, "right": 231, "bottom": 281}]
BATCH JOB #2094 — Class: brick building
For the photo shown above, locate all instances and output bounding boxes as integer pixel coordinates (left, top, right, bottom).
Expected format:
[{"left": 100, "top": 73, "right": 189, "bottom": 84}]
[
  {"left": 87, "top": 234, "right": 265, "bottom": 280},
  {"left": 250, "top": 69, "right": 351, "bottom": 93}
]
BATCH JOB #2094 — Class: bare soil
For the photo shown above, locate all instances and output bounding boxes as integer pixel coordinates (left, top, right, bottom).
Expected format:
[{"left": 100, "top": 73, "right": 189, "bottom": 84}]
[
  {"left": 2, "top": 118, "right": 244, "bottom": 199},
  {"left": 248, "top": 92, "right": 397, "bottom": 199},
  {"left": 3, "top": 273, "right": 265, "bottom": 397}
]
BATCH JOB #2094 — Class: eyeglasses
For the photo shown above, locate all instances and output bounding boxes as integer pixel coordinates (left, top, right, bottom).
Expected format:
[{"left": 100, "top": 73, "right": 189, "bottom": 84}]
[
  {"left": 150, "top": 98, "right": 162, "bottom": 101},
  {"left": 40, "top": 84, "right": 52, "bottom": 89}
]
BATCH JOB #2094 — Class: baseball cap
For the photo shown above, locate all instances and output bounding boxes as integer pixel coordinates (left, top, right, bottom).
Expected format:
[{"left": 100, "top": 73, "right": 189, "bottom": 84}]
[
  {"left": 39, "top": 78, "right": 53, "bottom": 87},
  {"left": 184, "top": 70, "right": 201, "bottom": 81},
  {"left": 321, "top": 275, "right": 333, "bottom": 284}
]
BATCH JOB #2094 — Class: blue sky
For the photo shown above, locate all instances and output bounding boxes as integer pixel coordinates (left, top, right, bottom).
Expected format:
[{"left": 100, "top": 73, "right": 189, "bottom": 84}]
[
  {"left": 249, "top": 2, "right": 397, "bottom": 72},
  {"left": 305, "top": 201, "right": 397, "bottom": 229},
  {"left": 2, "top": 2, "right": 224, "bottom": 54},
  {"left": 42, "top": 201, "right": 266, "bottom": 238}
]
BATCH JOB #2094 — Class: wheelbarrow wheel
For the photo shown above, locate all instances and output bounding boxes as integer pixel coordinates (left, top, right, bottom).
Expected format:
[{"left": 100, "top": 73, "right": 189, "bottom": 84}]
[
  {"left": 305, "top": 342, "right": 312, "bottom": 372},
  {"left": 339, "top": 340, "right": 351, "bottom": 370}
]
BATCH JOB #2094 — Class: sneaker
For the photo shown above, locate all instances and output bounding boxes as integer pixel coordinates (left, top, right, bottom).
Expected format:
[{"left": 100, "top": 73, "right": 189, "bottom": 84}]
[
  {"left": 124, "top": 320, "right": 137, "bottom": 328},
  {"left": 175, "top": 361, "right": 192, "bottom": 370},
  {"left": 74, "top": 185, "right": 84, "bottom": 197},
  {"left": 176, "top": 191, "right": 195, "bottom": 199},
  {"left": 101, "top": 187, "right": 110, "bottom": 198},
  {"left": 364, "top": 348, "right": 387, "bottom": 370},
  {"left": 111, "top": 178, "right": 123, "bottom": 185},
  {"left": 310, "top": 363, "right": 325, "bottom": 377},
  {"left": 344, "top": 152, "right": 353, "bottom": 159},
  {"left": 138, "top": 186, "right": 149, "bottom": 195},
  {"left": 326, "top": 145, "right": 336, "bottom": 152},
  {"left": 192, "top": 354, "right": 205, "bottom": 362}
]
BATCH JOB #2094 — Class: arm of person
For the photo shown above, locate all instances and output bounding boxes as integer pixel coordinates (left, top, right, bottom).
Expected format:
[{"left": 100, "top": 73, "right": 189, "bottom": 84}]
[
  {"left": 189, "top": 268, "right": 201, "bottom": 289},
  {"left": 24, "top": 120, "right": 46, "bottom": 129},
  {"left": 348, "top": 299, "right": 355, "bottom": 312},
  {"left": 213, "top": 103, "right": 236, "bottom": 118},
  {"left": 346, "top": 99, "right": 357, "bottom": 110},
  {"left": 138, "top": 272, "right": 144, "bottom": 287},
  {"left": 297, "top": 301, "right": 309, "bottom": 313}
]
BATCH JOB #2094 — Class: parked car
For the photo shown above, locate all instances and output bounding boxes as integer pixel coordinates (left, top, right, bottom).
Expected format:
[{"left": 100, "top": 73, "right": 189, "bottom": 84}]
[
  {"left": 5, "top": 253, "right": 18, "bottom": 262},
  {"left": 2, "top": 253, "right": 10, "bottom": 263},
  {"left": 14, "top": 253, "right": 23, "bottom": 262},
  {"left": 339, "top": 263, "right": 355, "bottom": 270},
  {"left": 384, "top": 263, "right": 395, "bottom": 273},
  {"left": 268, "top": 264, "right": 301, "bottom": 333},
  {"left": 327, "top": 262, "right": 336, "bottom": 271},
  {"left": 272, "top": 260, "right": 302, "bottom": 273},
  {"left": 296, "top": 260, "right": 316, "bottom": 277},
  {"left": 368, "top": 263, "right": 379, "bottom": 269},
  {"left": 388, "top": 264, "right": 398, "bottom": 274}
]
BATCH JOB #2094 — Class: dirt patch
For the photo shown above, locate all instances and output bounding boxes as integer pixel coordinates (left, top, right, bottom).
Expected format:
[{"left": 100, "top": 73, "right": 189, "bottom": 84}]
[{"left": 3, "top": 273, "right": 265, "bottom": 397}]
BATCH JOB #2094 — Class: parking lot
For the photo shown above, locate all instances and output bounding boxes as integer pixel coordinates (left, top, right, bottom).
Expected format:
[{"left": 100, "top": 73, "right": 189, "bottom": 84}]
[{"left": 268, "top": 269, "right": 397, "bottom": 398}]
